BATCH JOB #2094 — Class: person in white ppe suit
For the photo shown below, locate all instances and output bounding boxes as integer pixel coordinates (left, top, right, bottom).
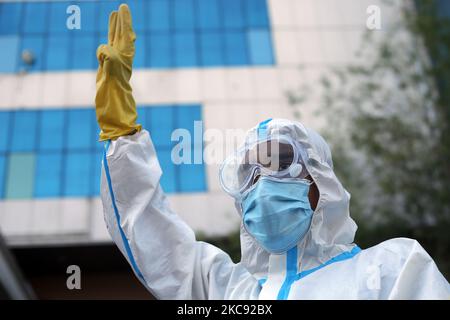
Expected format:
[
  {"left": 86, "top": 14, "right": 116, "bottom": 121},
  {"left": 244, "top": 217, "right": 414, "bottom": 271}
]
[{"left": 96, "top": 5, "right": 450, "bottom": 300}]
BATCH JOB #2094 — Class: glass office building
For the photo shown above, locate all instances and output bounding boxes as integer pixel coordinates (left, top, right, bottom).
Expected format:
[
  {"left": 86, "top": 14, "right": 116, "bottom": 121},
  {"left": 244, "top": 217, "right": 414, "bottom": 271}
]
[{"left": 0, "top": 0, "right": 399, "bottom": 245}]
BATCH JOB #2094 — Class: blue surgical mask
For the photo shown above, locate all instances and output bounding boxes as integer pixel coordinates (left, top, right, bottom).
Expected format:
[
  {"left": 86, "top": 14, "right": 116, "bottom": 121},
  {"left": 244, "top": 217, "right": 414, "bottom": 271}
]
[{"left": 241, "top": 177, "right": 314, "bottom": 254}]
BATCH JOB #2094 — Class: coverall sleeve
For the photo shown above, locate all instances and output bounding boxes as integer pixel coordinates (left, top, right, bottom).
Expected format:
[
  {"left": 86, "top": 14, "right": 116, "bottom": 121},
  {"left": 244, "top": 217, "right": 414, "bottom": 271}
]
[
  {"left": 388, "top": 240, "right": 450, "bottom": 299},
  {"left": 100, "top": 129, "right": 260, "bottom": 300}
]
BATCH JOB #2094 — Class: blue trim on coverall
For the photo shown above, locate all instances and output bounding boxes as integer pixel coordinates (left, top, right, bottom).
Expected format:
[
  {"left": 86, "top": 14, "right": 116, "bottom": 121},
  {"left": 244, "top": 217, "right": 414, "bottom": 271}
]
[
  {"left": 276, "top": 245, "right": 362, "bottom": 299},
  {"left": 103, "top": 140, "right": 146, "bottom": 282}
]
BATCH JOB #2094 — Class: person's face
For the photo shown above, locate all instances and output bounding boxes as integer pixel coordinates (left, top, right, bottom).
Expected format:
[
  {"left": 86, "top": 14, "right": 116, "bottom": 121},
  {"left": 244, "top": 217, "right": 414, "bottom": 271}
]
[{"left": 245, "top": 141, "right": 319, "bottom": 211}]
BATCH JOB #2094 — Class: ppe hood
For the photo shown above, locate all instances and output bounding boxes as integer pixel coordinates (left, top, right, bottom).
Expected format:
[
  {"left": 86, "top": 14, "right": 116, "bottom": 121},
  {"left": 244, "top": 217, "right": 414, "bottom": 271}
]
[{"left": 236, "top": 119, "right": 358, "bottom": 277}]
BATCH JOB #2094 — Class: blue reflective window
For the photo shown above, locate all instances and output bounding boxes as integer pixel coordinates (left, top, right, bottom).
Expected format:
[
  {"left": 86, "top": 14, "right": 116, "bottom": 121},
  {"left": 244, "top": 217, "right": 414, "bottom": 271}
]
[
  {"left": 246, "top": 0, "right": 269, "bottom": 28},
  {"left": 0, "top": 112, "right": 10, "bottom": 152},
  {"left": 95, "top": 141, "right": 103, "bottom": 154},
  {"left": 174, "top": 32, "right": 197, "bottom": 67},
  {"left": 72, "top": 34, "right": 96, "bottom": 69},
  {"left": 66, "top": 109, "right": 92, "bottom": 150},
  {"left": 127, "top": 0, "right": 146, "bottom": 32},
  {"left": 39, "top": 110, "right": 65, "bottom": 151},
  {"left": 150, "top": 107, "right": 174, "bottom": 148},
  {"left": 148, "top": 33, "right": 172, "bottom": 68},
  {"left": 49, "top": 2, "right": 74, "bottom": 34},
  {"left": 64, "top": 152, "right": 93, "bottom": 196},
  {"left": 0, "top": 0, "right": 273, "bottom": 73},
  {"left": 64, "top": 151, "right": 91, "bottom": 196},
  {"left": 0, "top": 2, "right": 22, "bottom": 35},
  {"left": 77, "top": 2, "right": 97, "bottom": 33},
  {"left": 178, "top": 159, "right": 206, "bottom": 192},
  {"left": 134, "top": 33, "right": 146, "bottom": 68},
  {"left": 222, "top": 0, "right": 245, "bottom": 29},
  {"left": 20, "top": 35, "right": 45, "bottom": 72},
  {"left": 137, "top": 107, "right": 148, "bottom": 129},
  {"left": 34, "top": 153, "right": 62, "bottom": 197},
  {"left": 197, "top": 0, "right": 221, "bottom": 30},
  {"left": 11, "top": 111, "right": 37, "bottom": 152},
  {"left": 157, "top": 149, "right": 177, "bottom": 193},
  {"left": 224, "top": 31, "right": 248, "bottom": 65},
  {"left": 247, "top": 29, "right": 273, "bottom": 65},
  {"left": 92, "top": 152, "right": 102, "bottom": 196},
  {"left": 23, "top": 2, "right": 48, "bottom": 34},
  {"left": 0, "top": 155, "right": 5, "bottom": 198},
  {"left": 5, "top": 153, "right": 35, "bottom": 199},
  {"left": 0, "top": 36, "right": 19, "bottom": 73},
  {"left": 46, "top": 35, "right": 70, "bottom": 70},
  {"left": 200, "top": 32, "right": 224, "bottom": 66},
  {"left": 98, "top": 1, "right": 120, "bottom": 33},
  {"left": 148, "top": 0, "right": 170, "bottom": 31},
  {"left": 2, "top": 105, "right": 206, "bottom": 199},
  {"left": 177, "top": 105, "right": 202, "bottom": 148},
  {"left": 174, "top": 0, "right": 195, "bottom": 30}
]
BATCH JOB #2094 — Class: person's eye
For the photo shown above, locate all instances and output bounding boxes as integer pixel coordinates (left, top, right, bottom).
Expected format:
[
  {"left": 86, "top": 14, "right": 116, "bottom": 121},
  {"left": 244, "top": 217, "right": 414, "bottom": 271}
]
[{"left": 252, "top": 173, "right": 261, "bottom": 185}]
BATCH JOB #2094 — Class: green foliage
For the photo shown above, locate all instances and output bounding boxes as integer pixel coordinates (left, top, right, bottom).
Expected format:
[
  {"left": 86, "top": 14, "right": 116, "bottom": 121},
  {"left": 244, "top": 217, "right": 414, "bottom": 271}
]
[{"left": 291, "top": 0, "right": 450, "bottom": 277}]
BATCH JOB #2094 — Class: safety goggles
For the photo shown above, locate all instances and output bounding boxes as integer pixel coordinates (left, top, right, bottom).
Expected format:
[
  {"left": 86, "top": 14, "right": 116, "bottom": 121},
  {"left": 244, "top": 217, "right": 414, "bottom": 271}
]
[{"left": 219, "top": 135, "right": 310, "bottom": 197}]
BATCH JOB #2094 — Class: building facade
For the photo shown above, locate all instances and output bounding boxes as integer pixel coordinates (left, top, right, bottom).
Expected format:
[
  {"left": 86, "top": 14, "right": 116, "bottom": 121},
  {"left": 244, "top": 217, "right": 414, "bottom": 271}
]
[{"left": 0, "top": 0, "right": 397, "bottom": 245}]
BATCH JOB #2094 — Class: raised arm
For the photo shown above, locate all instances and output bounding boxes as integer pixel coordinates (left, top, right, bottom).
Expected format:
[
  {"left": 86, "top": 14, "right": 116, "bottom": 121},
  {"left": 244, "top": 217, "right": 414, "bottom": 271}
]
[{"left": 95, "top": 4, "right": 259, "bottom": 300}]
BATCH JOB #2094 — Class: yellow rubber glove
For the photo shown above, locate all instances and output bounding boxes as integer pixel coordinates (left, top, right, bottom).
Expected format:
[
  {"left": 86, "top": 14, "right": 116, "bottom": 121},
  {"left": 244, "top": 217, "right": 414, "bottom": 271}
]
[{"left": 95, "top": 4, "right": 141, "bottom": 141}]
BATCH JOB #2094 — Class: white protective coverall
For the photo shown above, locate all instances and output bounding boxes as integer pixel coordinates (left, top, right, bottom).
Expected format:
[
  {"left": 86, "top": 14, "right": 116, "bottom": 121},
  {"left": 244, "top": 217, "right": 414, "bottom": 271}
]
[{"left": 100, "top": 118, "right": 450, "bottom": 299}]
